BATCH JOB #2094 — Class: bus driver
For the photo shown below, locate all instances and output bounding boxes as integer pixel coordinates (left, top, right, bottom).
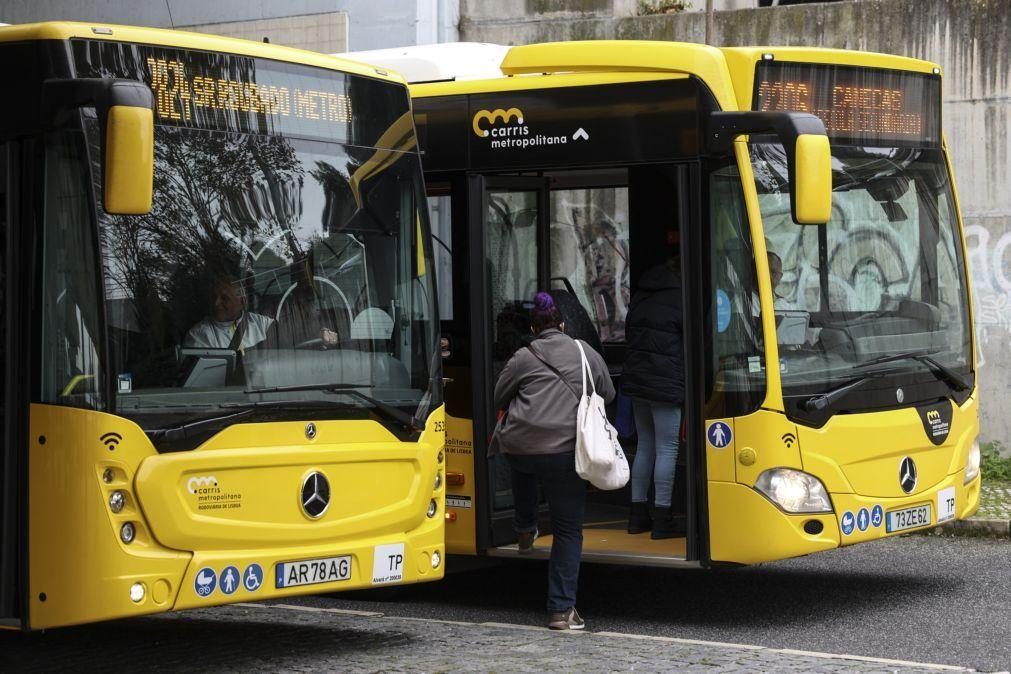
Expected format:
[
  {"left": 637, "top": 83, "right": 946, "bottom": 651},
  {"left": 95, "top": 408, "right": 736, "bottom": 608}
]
[{"left": 184, "top": 274, "right": 274, "bottom": 351}]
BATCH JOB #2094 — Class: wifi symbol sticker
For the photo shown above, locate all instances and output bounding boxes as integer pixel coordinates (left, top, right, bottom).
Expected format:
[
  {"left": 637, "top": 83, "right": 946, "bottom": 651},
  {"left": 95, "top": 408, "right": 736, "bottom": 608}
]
[
  {"left": 781, "top": 433, "right": 797, "bottom": 448},
  {"left": 101, "top": 432, "right": 123, "bottom": 450}
]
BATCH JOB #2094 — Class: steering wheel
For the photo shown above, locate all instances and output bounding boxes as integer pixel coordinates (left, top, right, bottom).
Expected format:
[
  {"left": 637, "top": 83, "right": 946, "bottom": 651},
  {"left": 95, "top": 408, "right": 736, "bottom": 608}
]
[{"left": 274, "top": 276, "right": 354, "bottom": 346}]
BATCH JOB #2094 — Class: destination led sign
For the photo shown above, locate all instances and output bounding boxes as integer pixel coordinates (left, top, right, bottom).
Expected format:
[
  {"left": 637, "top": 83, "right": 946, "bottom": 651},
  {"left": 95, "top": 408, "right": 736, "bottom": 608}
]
[
  {"left": 72, "top": 40, "right": 409, "bottom": 148},
  {"left": 754, "top": 61, "right": 941, "bottom": 146}
]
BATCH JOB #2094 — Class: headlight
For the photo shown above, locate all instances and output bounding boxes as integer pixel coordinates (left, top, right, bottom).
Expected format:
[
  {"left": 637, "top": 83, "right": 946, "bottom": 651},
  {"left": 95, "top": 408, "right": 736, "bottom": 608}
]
[
  {"left": 964, "top": 439, "right": 981, "bottom": 484},
  {"left": 755, "top": 468, "right": 832, "bottom": 513}
]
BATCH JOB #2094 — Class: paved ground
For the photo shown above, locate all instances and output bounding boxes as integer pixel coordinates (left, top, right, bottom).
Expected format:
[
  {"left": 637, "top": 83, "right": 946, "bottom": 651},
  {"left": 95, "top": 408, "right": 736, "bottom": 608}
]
[
  {"left": 290, "top": 536, "right": 1011, "bottom": 672},
  {"left": 0, "top": 602, "right": 973, "bottom": 673},
  {"left": 976, "top": 481, "right": 1011, "bottom": 519}
]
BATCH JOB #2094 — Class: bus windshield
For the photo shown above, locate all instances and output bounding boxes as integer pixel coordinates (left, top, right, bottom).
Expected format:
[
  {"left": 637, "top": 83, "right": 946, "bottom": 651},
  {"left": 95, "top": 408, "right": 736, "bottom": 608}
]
[
  {"left": 751, "top": 143, "right": 973, "bottom": 418},
  {"left": 38, "top": 114, "right": 439, "bottom": 445}
]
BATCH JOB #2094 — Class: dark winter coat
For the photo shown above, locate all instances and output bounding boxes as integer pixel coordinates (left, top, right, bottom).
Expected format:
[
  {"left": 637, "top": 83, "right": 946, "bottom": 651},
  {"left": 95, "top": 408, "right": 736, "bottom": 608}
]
[{"left": 622, "top": 264, "right": 685, "bottom": 405}]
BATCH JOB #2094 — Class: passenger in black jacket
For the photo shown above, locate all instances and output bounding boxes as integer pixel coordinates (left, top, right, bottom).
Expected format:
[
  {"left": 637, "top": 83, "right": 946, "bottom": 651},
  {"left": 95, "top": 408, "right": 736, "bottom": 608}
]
[{"left": 622, "top": 257, "right": 685, "bottom": 539}]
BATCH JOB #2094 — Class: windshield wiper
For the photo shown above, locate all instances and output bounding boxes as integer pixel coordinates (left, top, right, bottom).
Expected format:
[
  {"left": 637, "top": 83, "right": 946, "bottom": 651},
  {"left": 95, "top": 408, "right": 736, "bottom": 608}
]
[
  {"left": 145, "top": 409, "right": 256, "bottom": 442},
  {"left": 802, "top": 375, "right": 877, "bottom": 412},
  {"left": 853, "top": 349, "right": 971, "bottom": 392},
  {"left": 245, "top": 383, "right": 420, "bottom": 432}
]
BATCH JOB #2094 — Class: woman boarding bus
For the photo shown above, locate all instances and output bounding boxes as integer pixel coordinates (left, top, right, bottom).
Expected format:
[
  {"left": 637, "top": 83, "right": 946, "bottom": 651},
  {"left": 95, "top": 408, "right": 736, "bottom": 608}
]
[
  {"left": 0, "top": 22, "right": 445, "bottom": 630},
  {"left": 346, "top": 41, "right": 979, "bottom": 569}
]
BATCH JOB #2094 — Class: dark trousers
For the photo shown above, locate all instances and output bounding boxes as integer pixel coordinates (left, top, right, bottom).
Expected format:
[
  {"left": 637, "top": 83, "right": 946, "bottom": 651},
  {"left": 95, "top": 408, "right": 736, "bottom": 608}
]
[{"left": 506, "top": 451, "right": 586, "bottom": 613}]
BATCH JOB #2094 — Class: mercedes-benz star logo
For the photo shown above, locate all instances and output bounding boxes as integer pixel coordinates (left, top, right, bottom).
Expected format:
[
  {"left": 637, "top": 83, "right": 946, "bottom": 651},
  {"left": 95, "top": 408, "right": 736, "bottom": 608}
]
[
  {"left": 899, "top": 457, "right": 917, "bottom": 494},
  {"left": 300, "top": 471, "right": 331, "bottom": 519},
  {"left": 305, "top": 422, "right": 317, "bottom": 440}
]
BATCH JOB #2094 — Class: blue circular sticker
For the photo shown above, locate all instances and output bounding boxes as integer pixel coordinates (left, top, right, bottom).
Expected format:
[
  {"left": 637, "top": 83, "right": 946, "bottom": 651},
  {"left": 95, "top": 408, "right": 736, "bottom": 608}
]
[
  {"left": 706, "top": 421, "right": 732, "bottom": 448},
  {"left": 716, "top": 289, "right": 731, "bottom": 333},
  {"left": 243, "top": 563, "right": 264, "bottom": 592},
  {"left": 194, "top": 567, "right": 216, "bottom": 597},
  {"left": 840, "top": 511, "right": 855, "bottom": 536},
  {"left": 219, "top": 566, "right": 240, "bottom": 595},
  {"left": 871, "top": 505, "right": 884, "bottom": 528},
  {"left": 857, "top": 508, "right": 870, "bottom": 532}
]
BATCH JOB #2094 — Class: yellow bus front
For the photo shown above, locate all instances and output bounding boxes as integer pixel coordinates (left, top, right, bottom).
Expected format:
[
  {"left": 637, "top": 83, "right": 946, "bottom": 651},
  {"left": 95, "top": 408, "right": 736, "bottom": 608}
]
[
  {"left": 707, "top": 48, "right": 980, "bottom": 564},
  {"left": 0, "top": 23, "right": 444, "bottom": 630}
]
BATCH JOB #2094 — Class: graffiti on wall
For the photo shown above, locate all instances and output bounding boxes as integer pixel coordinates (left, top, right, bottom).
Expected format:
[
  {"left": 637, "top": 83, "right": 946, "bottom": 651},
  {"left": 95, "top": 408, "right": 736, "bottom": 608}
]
[{"left": 965, "top": 224, "right": 1011, "bottom": 367}]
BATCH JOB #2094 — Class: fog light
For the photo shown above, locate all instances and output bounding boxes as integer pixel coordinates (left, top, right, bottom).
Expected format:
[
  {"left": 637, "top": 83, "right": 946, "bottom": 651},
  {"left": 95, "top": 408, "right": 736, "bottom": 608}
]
[
  {"left": 103, "top": 468, "right": 115, "bottom": 484},
  {"left": 427, "top": 499, "right": 438, "bottom": 518},
  {"left": 438, "top": 451, "right": 444, "bottom": 463},
  {"left": 964, "top": 439, "right": 981, "bottom": 484},
  {"left": 130, "top": 582, "right": 146, "bottom": 603},
  {"left": 120, "top": 522, "right": 136, "bottom": 544},
  {"left": 434, "top": 472, "right": 442, "bottom": 490},
  {"left": 431, "top": 551, "right": 441, "bottom": 569},
  {"left": 755, "top": 468, "right": 832, "bottom": 513},
  {"left": 109, "top": 490, "right": 126, "bottom": 513}
]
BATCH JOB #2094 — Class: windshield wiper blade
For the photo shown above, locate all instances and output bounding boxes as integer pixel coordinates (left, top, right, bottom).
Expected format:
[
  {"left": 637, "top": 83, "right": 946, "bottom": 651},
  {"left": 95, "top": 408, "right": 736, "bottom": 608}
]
[
  {"left": 245, "top": 383, "right": 420, "bottom": 432},
  {"left": 803, "top": 376, "right": 875, "bottom": 412},
  {"left": 145, "top": 409, "right": 256, "bottom": 442},
  {"left": 854, "top": 349, "right": 971, "bottom": 392}
]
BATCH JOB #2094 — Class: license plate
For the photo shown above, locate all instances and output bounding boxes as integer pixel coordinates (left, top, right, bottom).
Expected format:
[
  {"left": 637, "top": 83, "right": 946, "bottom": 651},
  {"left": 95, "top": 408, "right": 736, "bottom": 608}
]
[
  {"left": 275, "top": 555, "right": 352, "bottom": 589},
  {"left": 886, "top": 504, "right": 931, "bottom": 533}
]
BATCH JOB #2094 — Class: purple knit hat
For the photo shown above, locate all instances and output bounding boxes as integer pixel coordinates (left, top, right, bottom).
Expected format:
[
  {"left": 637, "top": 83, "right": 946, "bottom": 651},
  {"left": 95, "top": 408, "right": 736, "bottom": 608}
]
[{"left": 530, "top": 292, "right": 562, "bottom": 333}]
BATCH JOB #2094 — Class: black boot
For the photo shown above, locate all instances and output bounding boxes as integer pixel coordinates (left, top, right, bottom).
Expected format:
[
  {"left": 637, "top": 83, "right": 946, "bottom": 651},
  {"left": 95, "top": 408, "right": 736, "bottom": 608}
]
[
  {"left": 650, "top": 506, "right": 686, "bottom": 540},
  {"left": 627, "top": 502, "right": 652, "bottom": 534}
]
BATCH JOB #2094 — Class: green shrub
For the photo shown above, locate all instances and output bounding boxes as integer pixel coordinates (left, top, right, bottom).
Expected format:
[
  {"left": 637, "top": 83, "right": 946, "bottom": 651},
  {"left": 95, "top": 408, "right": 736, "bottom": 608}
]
[
  {"left": 981, "top": 441, "right": 1011, "bottom": 482},
  {"left": 637, "top": 0, "right": 691, "bottom": 15}
]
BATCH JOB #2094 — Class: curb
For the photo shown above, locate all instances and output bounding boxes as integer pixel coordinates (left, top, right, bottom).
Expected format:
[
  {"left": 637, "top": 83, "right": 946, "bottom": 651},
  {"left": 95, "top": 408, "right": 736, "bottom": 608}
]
[{"left": 933, "top": 518, "right": 1011, "bottom": 538}]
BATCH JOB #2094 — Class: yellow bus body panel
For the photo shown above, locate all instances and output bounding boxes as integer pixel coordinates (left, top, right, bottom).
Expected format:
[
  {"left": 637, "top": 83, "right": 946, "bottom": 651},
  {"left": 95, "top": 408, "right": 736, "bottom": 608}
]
[
  {"left": 28, "top": 404, "right": 445, "bottom": 629},
  {"left": 444, "top": 414, "right": 477, "bottom": 555},
  {"left": 709, "top": 398, "right": 980, "bottom": 565}
]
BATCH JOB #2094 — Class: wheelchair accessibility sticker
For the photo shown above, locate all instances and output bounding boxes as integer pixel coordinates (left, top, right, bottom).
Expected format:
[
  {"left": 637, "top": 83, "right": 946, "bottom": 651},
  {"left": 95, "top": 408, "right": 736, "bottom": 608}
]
[
  {"left": 706, "top": 421, "right": 732, "bottom": 448},
  {"left": 243, "top": 563, "right": 264, "bottom": 592}
]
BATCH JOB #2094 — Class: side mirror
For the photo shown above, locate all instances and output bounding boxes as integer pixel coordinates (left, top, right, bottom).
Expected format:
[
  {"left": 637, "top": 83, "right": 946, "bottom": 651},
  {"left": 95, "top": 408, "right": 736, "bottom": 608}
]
[
  {"left": 707, "top": 111, "right": 832, "bottom": 225},
  {"left": 44, "top": 78, "right": 155, "bottom": 215}
]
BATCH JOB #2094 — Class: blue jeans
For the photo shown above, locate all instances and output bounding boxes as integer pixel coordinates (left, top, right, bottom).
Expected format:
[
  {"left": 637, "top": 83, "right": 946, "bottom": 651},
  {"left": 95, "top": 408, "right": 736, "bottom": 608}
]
[
  {"left": 631, "top": 400, "right": 682, "bottom": 508},
  {"left": 506, "top": 451, "right": 586, "bottom": 613}
]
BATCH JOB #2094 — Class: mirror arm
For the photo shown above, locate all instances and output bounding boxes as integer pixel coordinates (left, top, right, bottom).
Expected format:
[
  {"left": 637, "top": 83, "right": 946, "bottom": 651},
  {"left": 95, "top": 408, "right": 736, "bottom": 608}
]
[
  {"left": 706, "top": 111, "right": 827, "bottom": 155},
  {"left": 42, "top": 78, "right": 154, "bottom": 127}
]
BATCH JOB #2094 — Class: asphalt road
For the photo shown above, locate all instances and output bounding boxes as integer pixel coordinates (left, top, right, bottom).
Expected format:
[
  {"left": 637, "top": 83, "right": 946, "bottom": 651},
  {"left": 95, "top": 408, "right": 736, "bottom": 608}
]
[{"left": 287, "top": 534, "right": 1010, "bottom": 672}]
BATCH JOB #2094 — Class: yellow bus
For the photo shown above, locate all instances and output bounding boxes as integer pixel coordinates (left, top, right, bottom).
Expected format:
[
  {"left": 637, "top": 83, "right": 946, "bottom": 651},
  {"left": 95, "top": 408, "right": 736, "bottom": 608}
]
[
  {"left": 348, "top": 41, "right": 979, "bottom": 568},
  {"left": 0, "top": 22, "right": 445, "bottom": 630}
]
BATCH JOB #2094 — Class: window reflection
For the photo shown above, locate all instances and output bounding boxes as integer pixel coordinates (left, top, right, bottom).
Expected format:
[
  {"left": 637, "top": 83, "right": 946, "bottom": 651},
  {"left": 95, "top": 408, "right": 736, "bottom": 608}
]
[{"left": 91, "top": 122, "right": 437, "bottom": 433}]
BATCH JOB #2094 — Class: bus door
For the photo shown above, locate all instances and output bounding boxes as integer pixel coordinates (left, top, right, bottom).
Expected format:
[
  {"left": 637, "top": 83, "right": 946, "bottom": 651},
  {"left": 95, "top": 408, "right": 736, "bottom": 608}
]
[
  {"left": 467, "top": 175, "right": 551, "bottom": 549},
  {"left": 1, "top": 139, "right": 25, "bottom": 625}
]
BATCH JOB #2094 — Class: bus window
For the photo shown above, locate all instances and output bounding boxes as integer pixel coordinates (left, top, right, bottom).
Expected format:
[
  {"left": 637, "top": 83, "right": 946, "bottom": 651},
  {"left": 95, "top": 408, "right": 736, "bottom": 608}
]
[
  {"left": 39, "top": 131, "right": 105, "bottom": 410},
  {"left": 705, "top": 160, "right": 766, "bottom": 418},
  {"left": 549, "top": 186, "right": 630, "bottom": 342},
  {"left": 488, "top": 189, "right": 540, "bottom": 364},
  {"left": 427, "top": 193, "right": 454, "bottom": 321}
]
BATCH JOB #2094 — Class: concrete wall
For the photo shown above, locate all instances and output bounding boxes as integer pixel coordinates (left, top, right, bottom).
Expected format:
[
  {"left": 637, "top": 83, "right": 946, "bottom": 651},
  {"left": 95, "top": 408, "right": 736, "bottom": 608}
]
[
  {"left": 0, "top": 0, "right": 459, "bottom": 51},
  {"left": 181, "top": 13, "right": 349, "bottom": 54},
  {"left": 461, "top": 0, "right": 1011, "bottom": 448}
]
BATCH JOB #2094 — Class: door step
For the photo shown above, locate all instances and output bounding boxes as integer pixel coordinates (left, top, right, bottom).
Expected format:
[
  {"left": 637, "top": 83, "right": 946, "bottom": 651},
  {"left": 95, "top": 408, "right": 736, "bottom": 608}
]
[{"left": 487, "top": 527, "right": 697, "bottom": 568}]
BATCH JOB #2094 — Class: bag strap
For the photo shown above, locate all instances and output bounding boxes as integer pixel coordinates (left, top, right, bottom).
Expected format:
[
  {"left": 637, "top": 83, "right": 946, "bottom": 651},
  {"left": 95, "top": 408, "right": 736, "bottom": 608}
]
[
  {"left": 574, "top": 340, "right": 596, "bottom": 397},
  {"left": 526, "top": 346, "right": 580, "bottom": 402}
]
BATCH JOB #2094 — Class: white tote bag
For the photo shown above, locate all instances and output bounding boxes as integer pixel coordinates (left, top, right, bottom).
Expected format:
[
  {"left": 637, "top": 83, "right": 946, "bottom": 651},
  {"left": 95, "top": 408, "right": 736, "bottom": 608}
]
[{"left": 574, "top": 340, "right": 630, "bottom": 490}]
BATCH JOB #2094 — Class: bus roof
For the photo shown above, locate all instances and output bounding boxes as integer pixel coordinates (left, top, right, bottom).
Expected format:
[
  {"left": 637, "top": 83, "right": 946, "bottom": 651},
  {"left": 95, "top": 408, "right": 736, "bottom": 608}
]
[
  {"left": 343, "top": 40, "right": 941, "bottom": 111},
  {"left": 0, "top": 21, "right": 406, "bottom": 85}
]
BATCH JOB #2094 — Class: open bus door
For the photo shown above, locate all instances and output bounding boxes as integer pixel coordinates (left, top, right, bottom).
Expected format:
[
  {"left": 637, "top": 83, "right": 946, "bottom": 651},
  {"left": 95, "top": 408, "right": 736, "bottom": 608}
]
[
  {"left": 1, "top": 139, "right": 26, "bottom": 627},
  {"left": 467, "top": 166, "right": 707, "bottom": 567},
  {"left": 467, "top": 175, "right": 551, "bottom": 549}
]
